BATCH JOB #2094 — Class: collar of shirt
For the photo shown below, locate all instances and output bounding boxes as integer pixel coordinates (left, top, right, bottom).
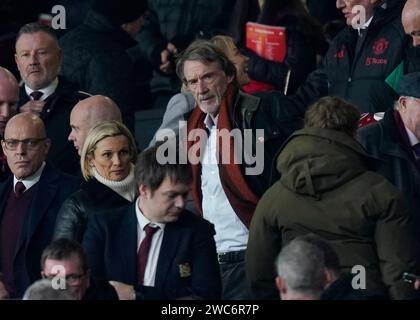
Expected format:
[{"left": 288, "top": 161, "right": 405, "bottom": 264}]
[
  {"left": 135, "top": 197, "right": 166, "bottom": 232},
  {"left": 405, "top": 126, "right": 419, "bottom": 147},
  {"left": 13, "top": 161, "right": 46, "bottom": 191},
  {"left": 25, "top": 77, "right": 59, "bottom": 101},
  {"left": 357, "top": 16, "right": 373, "bottom": 35},
  {"left": 203, "top": 114, "right": 218, "bottom": 131}
]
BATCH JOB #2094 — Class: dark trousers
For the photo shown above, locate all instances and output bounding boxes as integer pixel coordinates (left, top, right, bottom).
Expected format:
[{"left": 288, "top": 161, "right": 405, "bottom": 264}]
[{"left": 218, "top": 250, "right": 253, "bottom": 300}]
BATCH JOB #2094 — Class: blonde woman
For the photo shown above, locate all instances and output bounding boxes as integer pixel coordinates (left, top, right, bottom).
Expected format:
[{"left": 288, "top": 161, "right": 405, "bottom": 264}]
[{"left": 54, "top": 121, "right": 138, "bottom": 242}]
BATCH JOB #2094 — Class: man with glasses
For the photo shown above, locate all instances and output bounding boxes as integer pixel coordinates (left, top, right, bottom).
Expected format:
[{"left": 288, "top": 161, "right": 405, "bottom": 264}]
[
  {"left": 40, "top": 238, "right": 117, "bottom": 300},
  {"left": 0, "top": 113, "right": 80, "bottom": 298},
  {"left": 359, "top": 72, "right": 420, "bottom": 229}
]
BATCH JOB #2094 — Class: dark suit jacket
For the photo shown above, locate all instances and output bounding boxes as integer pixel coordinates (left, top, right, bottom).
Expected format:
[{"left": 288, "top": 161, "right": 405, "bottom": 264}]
[
  {"left": 83, "top": 203, "right": 221, "bottom": 300},
  {"left": 0, "top": 163, "right": 81, "bottom": 298},
  {"left": 358, "top": 110, "right": 420, "bottom": 227},
  {"left": 18, "top": 76, "right": 90, "bottom": 176}
]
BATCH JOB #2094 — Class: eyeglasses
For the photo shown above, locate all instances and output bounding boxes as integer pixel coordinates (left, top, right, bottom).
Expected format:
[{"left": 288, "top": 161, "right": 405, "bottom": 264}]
[
  {"left": 2, "top": 138, "right": 47, "bottom": 150},
  {"left": 44, "top": 273, "right": 85, "bottom": 284}
]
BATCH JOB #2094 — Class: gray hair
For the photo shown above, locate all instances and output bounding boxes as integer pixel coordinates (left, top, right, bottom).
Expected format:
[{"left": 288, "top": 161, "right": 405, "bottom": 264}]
[
  {"left": 276, "top": 238, "right": 326, "bottom": 299},
  {"left": 175, "top": 39, "right": 237, "bottom": 87},
  {"left": 23, "top": 279, "right": 76, "bottom": 300},
  {"left": 16, "top": 22, "right": 58, "bottom": 43}
]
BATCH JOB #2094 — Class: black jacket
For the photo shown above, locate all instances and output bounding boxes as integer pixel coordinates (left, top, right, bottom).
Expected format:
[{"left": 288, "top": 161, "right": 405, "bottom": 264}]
[
  {"left": 53, "top": 178, "right": 131, "bottom": 243},
  {"left": 358, "top": 110, "right": 420, "bottom": 227},
  {"left": 83, "top": 203, "right": 221, "bottom": 300},
  {"left": 133, "top": 0, "right": 238, "bottom": 95},
  {"left": 243, "top": 14, "right": 321, "bottom": 95},
  {"left": 59, "top": 10, "right": 140, "bottom": 130},
  {"left": 18, "top": 77, "right": 88, "bottom": 176},
  {"left": 230, "top": 91, "right": 302, "bottom": 196},
  {"left": 0, "top": 163, "right": 81, "bottom": 298},
  {"left": 290, "top": 0, "right": 411, "bottom": 114}
]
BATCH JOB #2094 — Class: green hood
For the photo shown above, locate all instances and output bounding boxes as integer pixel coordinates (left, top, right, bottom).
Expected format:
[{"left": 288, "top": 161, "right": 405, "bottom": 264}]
[{"left": 277, "top": 128, "right": 377, "bottom": 198}]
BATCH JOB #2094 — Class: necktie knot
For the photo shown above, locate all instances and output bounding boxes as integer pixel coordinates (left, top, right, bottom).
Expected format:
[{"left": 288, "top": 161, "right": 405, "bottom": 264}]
[
  {"left": 30, "top": 91, "right": 43, "bottom": 101},
  {"left": 15, "top": 181, "right": 26, "bottom": 197},
  {"left": 144, "top": 224, "right": 159, "bottom": 236}
]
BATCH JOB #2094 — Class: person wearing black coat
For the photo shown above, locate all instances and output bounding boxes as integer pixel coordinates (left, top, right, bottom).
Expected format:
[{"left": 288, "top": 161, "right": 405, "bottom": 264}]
[
  {"left": 132, "top": 0, "right": 256, "bottom": 109},
  {"left": 358, "top": 72, "right": 420, "bottom": 229},
  {"left": 18, "top": 76, "right": 89, "bottom": 177},
  {"left": 54, "top": 121, "right": 138, "bottom": 243},
  {"left": 287, "top": 0, "right": 417, "bottom": 115},
  {"left": 14, "top": 23, "right": 90, "bottom": 177},
  {"left": 59, "top": 0, "right": 149, "bottom": 131},
  {"left": 242, "top": 0, "right": 324, "bottom": 95}
]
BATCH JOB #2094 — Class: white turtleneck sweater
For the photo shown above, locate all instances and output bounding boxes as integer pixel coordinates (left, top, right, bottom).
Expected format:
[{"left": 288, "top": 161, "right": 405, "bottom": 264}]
[{"left": 92, "top": 163, "right": 137, "bottom": 202}]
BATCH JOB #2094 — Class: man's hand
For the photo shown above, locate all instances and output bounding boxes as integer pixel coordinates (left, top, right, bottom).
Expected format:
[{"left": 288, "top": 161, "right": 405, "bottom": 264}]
[
  {"left": 0, "top": 280, "right": 9, "bottom": 300},
  {"left": 415, "top": 279, "right": 420, "bottom": 290},
  {"left": 109, "top": 280, "right": 136, "bottom": 300},
  {"left": 20, "top": 100, "right": 46, "bottom": 115},
  {"left": 159, "top": 42, "right": 178, "bottom": 74}
]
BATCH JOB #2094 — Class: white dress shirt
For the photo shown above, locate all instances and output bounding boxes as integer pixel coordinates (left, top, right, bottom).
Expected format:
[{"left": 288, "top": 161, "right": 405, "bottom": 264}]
[
  {"left": 25, "top": 78, "right": 58, "bottom": 101},
  {"left": 13, "top": 162, "right": 46, "bottom": 193},
  {"left": 201, "top": 114, "right": 249, "bottom": 254}
]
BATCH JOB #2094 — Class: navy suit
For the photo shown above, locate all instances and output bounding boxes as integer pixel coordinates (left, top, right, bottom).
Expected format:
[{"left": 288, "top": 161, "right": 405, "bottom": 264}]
[
  {"left": 83, "top": 203, "right": 221, "bottom": 300},
  {"left": 0, "top": 163, "right": 81, "bottom": 298}
]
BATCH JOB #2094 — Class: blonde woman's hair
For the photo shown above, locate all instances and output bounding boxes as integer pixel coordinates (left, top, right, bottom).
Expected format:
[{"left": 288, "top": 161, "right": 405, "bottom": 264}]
[
  {"left": 80, "top": 121, "right": 137, "bottom": 181},
  {"left": 210, "top": 35, "right": 236, "bottom": 60}
]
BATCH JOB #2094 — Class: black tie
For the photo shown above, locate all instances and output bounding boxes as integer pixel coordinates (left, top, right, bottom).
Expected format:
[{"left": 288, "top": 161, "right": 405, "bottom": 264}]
[
  {"left": 15, "top": 181, "right": 26, "bottom": 197},
  {"left": 30, "top": 91, "right": 43, "bottom": 101},
  {"left": 413, "top": 143, "right": 420, "bottom": 155}
]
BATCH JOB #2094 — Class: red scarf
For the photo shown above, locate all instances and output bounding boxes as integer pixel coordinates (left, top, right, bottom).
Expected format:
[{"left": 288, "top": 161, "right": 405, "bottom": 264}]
[{"left": 187, "top": 85, "right": 259, "bottom": 229}]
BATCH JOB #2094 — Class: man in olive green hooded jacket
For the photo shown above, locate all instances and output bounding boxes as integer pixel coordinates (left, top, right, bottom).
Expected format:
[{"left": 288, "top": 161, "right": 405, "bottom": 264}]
[{"left": 246, "top": 96, "right": 420, "bottom": 300}]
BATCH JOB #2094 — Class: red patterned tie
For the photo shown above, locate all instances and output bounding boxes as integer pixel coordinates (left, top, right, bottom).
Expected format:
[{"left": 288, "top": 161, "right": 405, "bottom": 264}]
[{"left": 137, "top": 224, "right": 159, "bottom": 285}]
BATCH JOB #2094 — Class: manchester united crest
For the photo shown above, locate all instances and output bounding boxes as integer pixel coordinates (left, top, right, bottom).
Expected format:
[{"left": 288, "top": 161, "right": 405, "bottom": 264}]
[{"left": 372, "top": 37, "right": 389, "bottom": 55}]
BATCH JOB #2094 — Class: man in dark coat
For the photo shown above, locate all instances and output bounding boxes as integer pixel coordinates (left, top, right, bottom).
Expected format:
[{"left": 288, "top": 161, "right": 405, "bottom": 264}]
[
  {"left": 286, "top": 0, "right": 415, "bottom": 116},
  {"left": 83, "top": 144, "right": 221, "bottom": 300},
  {"left": 246, "top": 96, "right": 420, "bottom": 300},
  {"left": 0, "top": 113, "right": 80, "bottom": 298},
  {"left": 358, "top": 72, "right": 420, "bottom": 228},
  {"left": 59, "top": 0, "right": 148, "bottom": 131},
  {"left": 15, "top": 23, "right": 89, "bottom": 176},
  {"left": 132, "top": 0, "right": 250, "bottom": 109}
]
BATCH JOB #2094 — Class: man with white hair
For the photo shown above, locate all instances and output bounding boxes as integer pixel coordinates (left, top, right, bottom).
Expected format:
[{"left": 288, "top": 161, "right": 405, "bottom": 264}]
[
  {"left": 275, "top": 238, "right": 326, "bottom": 300},
  {"left": 359, "top": 72, "right": 420, "bottom": 226}
]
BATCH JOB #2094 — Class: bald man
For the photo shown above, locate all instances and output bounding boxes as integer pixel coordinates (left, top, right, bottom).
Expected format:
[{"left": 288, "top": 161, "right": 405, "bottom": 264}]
[
  {"left": 0, "top": 67, "right": 18, "bottom": 137},
  {"left": 402, "top": 0, "right": 420, "bottom": 47},
  {"left": 68, "top": 95, "right": 122, "bottom": 155},
  {"left": 0, "top": 113, "right": 80, "bottom": 298},
  {"left": 0, "top": 67, "right": 19, "bottom": 182}
]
